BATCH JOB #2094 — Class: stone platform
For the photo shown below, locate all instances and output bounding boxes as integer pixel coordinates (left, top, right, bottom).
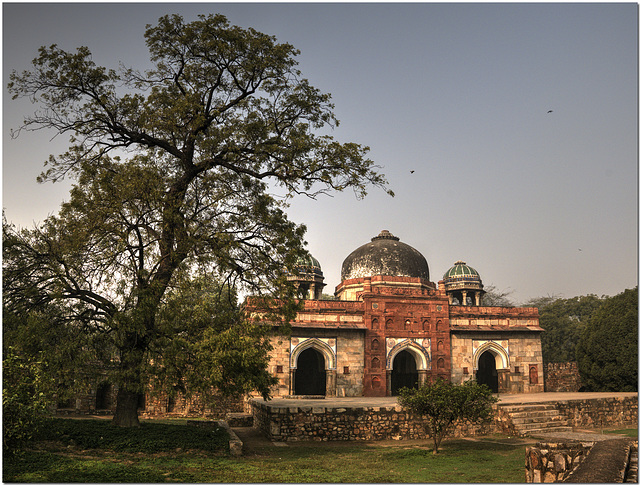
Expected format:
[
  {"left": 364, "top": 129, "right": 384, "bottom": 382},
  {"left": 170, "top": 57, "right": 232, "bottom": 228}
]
[{"left": 250, "top": 392, "right": 637, "bottom": 442}]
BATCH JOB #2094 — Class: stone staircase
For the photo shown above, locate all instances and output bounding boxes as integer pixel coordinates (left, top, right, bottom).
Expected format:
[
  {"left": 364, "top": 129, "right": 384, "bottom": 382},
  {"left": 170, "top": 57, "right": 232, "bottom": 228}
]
[{"left": 499, "top": 403, "right": 573, "bottom": 436}]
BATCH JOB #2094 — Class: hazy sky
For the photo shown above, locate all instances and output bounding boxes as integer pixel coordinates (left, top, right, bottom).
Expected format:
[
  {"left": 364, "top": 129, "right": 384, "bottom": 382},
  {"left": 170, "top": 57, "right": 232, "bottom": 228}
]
[{"left": 3, "top": 3, "right": 638, "bottom": 303}]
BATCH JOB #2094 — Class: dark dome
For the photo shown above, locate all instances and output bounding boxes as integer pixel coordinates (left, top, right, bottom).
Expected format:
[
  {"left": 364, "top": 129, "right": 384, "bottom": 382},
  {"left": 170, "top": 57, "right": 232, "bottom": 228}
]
[{"left": 341, "top": 230, "right": 430, "bottom": 281}]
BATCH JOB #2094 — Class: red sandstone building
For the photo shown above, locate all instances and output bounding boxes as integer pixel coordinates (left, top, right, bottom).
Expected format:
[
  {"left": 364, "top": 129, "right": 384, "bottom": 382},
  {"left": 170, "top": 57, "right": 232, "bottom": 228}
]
[{"left": 269, "top": 230, "right": 544, "bottom": 397}]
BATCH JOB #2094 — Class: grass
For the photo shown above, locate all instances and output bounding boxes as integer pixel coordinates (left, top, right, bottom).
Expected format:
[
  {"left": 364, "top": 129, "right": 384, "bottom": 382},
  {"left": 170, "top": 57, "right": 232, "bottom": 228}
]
[
  {"left": 4, "top": 418, "right": 536, "bottom": 483},
  {"left": 603, "top": 427, "right": 638, "bottom": 438}
]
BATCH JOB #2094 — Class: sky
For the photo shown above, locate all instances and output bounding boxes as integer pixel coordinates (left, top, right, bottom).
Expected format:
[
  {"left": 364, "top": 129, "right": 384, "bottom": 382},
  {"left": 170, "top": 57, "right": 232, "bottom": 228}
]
[{"left": 2, "top": 2, "right": 638, "bottom": 304}]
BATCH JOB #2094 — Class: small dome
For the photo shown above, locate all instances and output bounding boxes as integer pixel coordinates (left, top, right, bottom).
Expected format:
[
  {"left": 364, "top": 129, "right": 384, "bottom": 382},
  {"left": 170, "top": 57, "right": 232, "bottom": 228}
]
[
  {"left": 443, "top": 260, "right": 480, "bottom": 280},
  {"left": 341, "top": 230, "right": 430, "bottom": 281},
  {"left": 294, "top": 254, "right": 323, "bottom": 276},
  {"left": 443, "top": 260, "right": 483, "bottom": 290}
]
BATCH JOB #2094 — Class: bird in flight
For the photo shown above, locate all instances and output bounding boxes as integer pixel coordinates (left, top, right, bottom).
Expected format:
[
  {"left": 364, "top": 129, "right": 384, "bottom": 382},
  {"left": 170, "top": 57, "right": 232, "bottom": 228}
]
[
  {"left": 547, "top": 110, "right": 553, "bottom": 113},
  {"left": 410, "top": 170, "right": 415, "bottom": 174}
]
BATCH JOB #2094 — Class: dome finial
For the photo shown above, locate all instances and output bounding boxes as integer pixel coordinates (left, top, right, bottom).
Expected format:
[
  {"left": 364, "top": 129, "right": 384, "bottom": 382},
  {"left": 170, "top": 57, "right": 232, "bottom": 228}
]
[{"left": 372, "top": 229, "right": 399, "bottom": 241}]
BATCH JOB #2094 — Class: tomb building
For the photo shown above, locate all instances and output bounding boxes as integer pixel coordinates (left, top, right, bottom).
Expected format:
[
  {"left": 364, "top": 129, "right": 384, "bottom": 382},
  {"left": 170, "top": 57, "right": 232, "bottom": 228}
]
[{"left": 267, "top": 230, "right": 544, "bottom": 397}]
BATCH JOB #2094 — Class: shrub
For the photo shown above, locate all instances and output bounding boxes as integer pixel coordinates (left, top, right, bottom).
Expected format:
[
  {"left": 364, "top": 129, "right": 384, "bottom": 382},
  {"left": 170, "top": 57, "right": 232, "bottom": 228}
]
[
  {"left": 3, "top": 348, "right": 52, "bottom": 456},
  {"left": 398, "top": 379, "right": 498, "bottom": 454}
]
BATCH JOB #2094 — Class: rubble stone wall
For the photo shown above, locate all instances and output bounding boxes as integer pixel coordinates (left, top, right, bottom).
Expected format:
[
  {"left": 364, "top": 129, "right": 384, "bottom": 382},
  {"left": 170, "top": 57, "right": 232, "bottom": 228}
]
[
  {"left": 545, "top": 362, "right": 581, "bottom": 392},
  {"left": 250, "top": 400, "right": 496, "bottom": 441},
  {"left": 556, "top": 396, "right": 638, "bottom": 428},
  {"left": 525, "top": 442, "right": 594, "bottom": 483}
]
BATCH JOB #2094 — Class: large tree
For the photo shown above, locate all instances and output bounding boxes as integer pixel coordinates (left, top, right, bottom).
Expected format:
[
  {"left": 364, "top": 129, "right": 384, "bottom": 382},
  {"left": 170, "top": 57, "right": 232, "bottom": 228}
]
[
  {"left": 5, "top": 14, "right": 391, "bottom": 426},
  {"left": 576, "top": 287, "right": 637, "bottom": 392}
]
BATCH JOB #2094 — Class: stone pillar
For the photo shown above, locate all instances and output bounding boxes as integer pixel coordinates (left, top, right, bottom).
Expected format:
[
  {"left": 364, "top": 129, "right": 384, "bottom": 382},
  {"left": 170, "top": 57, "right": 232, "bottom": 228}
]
[
  {"left": 289, "top": 369, "right": 296, "bottom": 395},
  {"left": 462, "top": 290, "right": 468, "bottom": 306},
  {"left": 497, "top": 369, "right": 510, "bottom": 393},
  {"left": 386, "top": 370, "right": 392, "bottom": 396},
  {"left": 475, "top": 292, "right": 482, "bottom": 306},
  {"left": 418, "top": 370, "right": 428, "bottom": 387},
  {"left": 326, "top": 369, "right": 337, "bottom": 396}
]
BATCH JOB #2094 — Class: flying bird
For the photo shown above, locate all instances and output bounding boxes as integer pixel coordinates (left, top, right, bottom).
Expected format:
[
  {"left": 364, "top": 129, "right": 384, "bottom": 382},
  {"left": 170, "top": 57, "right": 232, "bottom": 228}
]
[
  {"left": 547, "top": 110, "right": 553, "bottom": 113},
  {"left": 410, "top": 170, "right": 415, "bottom": 174}
]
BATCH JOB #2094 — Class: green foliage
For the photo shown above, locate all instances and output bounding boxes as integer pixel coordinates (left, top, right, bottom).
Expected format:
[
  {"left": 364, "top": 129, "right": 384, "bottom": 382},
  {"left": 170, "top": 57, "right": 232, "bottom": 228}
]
[
  {"left": 39, "top": 418, "right": 229, "bottom": 453},
  {"left": 524, "top": 294, "right": 605, "bottom": 363},
  {"left": 149, "top": 275, "right": 278, "bottom": 402},
  {"left": 2, "top": 348, "right": 53, "bottom": 456},
  {"left": 576, "top": 287, "right": 638, "bottom": 391},
  {"left": 6, "top": 14, "right": 391, "bottom": 424},
  {"left": 398, "top": 379, "right": 498, "bottom": 454}
]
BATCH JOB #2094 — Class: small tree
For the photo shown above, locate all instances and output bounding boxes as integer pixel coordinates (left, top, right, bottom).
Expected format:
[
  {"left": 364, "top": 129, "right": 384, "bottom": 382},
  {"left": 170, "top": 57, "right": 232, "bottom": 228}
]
[{"left": 398, "top": 379, "right": 498, "bottom": 454}]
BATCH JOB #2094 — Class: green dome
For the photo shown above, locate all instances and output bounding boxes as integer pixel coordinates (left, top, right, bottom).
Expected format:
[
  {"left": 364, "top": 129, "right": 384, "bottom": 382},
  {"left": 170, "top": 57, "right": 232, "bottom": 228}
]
[
  {"left": 443, "top": 260, "right": 481, "bottom": 282},
  {"left": 294, "top": 254, "right": 322, "bottom": 276}
]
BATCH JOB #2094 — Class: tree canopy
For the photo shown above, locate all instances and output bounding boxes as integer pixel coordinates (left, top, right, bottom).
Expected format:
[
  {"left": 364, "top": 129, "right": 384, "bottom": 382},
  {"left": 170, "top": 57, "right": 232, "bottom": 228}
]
[
  {"left": 576, "top": 287, "right": 637, "bottom": 392},
  {"left": 5, "top": 14, "right": 391, "bottom": 426},
  {"left": 524, "top": 294, "right": 605, "bottom": 364}
]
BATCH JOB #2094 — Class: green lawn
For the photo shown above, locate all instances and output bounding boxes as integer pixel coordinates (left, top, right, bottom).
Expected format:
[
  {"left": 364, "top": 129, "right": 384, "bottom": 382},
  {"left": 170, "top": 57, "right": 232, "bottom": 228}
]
[
  {"left": 2, "top": 418, "right": 535, "bottom": 483},
  {"left": 603, "top": 427, "right": 638, "bottom": 438}
]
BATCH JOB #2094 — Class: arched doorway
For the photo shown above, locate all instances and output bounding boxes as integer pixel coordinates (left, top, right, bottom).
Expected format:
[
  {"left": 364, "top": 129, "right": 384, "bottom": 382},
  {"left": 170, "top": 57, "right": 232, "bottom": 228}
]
[
  {"left": 476, "top": 351, "right": 499, "bottom": 393},
  {"left": 391, "top": 350, "right": 418, "bottom": 395},
  {"left": 294, "top": 348, "right": 326, "bottom": 396}
]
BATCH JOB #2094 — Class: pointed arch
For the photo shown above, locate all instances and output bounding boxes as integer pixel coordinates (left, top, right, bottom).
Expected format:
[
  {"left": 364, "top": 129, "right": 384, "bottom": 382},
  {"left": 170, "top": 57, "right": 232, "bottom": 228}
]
[
  {"left": 473, "top": 341, "right": 509, "bottom": 370},
  {"left": 387, "top": 339, "right": 431, "bottom": 371},
  {"left": 290, "top": 338, "right": 337, "bottom": 370}
]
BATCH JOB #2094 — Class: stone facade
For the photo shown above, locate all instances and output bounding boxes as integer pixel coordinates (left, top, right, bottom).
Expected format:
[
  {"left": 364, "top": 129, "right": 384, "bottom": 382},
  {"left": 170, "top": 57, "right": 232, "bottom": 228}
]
[{"left": 265, "top": 254, "right": 545, "bottom": 398}]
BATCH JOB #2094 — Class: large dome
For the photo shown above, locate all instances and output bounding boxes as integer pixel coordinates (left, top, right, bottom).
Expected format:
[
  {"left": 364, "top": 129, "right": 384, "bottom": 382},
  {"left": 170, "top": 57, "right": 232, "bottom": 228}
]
[{"left": 341, "top": 230, "right": 430, "bottom": 281}]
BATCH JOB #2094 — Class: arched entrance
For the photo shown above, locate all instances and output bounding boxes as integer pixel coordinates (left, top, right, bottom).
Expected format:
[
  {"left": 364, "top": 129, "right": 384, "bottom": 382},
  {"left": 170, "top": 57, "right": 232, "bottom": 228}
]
[
  {"left": 391, "top": 350, "right": 419, "bottom": 395},
  {"left": 294, "top": 348, "right": 326, "bottom": 396},
  {"left": 476, "top": 351, "right": 499, "bottom": 393}
]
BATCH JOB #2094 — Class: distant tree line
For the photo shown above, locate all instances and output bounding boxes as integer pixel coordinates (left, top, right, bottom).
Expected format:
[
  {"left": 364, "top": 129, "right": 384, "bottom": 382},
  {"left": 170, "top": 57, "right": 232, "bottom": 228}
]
[{"left": 523, "top": 287, "right": 637, "bottom": 392}]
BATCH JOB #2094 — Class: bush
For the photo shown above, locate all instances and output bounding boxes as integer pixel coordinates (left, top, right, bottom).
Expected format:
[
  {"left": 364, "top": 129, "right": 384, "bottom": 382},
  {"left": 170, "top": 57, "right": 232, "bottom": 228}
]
[
  {"left": 41, "top": 418, "right": 230, "bottom": 453},
  {"left": 3, "top": 348, "right": 52, "bottom": 456},
  {"left": 398, "top": 379, "right": 498, "bottom": 454}
]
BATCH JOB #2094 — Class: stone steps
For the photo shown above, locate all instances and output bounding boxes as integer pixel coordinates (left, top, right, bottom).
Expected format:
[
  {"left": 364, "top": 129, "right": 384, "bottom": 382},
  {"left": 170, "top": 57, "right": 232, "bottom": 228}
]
[{"left": 499, "top": 403, "right": 572, "bottom": 436}]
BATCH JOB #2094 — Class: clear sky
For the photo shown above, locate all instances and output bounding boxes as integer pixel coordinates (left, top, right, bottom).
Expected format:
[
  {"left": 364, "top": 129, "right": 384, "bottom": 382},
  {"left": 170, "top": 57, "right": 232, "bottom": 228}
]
[{"left": 3, "top": 3, "right": 638, "bottom": 304}]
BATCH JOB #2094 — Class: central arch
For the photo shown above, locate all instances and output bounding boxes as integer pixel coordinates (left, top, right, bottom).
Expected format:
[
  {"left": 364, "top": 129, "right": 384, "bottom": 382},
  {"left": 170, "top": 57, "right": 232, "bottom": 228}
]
[
  {"left": 476, "top": 351, "right": 499, "bottom": 393},
  {"left": 390, "top": 350, "right": 419, "bottom": 395},
  {"left": 294, "top": 348, "right": 326, "bottom": 395}
]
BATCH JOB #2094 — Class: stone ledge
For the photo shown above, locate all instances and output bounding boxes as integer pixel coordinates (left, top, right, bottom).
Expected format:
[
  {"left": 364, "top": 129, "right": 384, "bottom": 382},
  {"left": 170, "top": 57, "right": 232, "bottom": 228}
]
[{"left": 218, "top": 420, "right": 243, "bottom": 457}]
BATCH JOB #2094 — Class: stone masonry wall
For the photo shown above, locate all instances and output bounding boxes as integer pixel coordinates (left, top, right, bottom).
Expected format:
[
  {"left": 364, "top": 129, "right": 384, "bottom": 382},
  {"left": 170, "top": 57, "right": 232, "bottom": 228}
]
[
  {"left": 250, "top": 400, "right": 496, "bottom": 442},
  {"left": 545, "top": 362, "right": 582, "bottom": 392},
  {"left": 556, "top": 396, "right": 638, "bottom": 428}
]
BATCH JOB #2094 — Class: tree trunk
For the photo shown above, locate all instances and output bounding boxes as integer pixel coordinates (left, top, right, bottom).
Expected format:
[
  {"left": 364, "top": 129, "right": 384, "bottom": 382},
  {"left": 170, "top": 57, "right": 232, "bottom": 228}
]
[{"left": 112, "top": 388, "right": 141, "bottom": 427}]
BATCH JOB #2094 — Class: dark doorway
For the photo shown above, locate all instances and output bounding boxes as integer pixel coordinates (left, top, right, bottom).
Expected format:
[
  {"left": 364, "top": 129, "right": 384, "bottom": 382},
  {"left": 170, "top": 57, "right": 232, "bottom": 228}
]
[
  {"left": 391, "top": 350, "right": 418, "bottom": 395},
  {"left": 95, "top": 382, "right": 112, "bottom": 410},
  {"left": 477, "top": 352, "right": 499, "bottom": 393},
  {"left": 295, "top": 348, "right": 326, "bottom": 396}
]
